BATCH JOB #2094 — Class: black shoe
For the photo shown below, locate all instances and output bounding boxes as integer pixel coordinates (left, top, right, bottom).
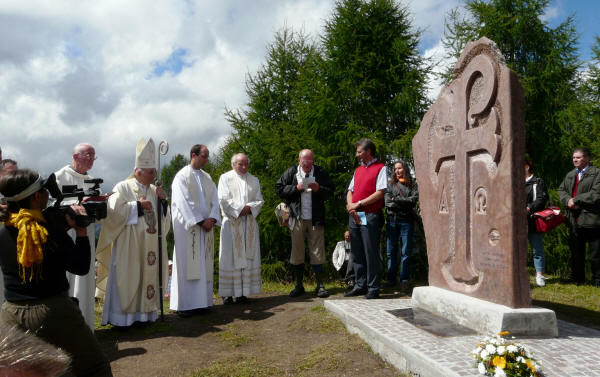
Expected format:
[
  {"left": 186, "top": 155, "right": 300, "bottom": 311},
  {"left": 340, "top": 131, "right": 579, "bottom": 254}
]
[
  {"left": 289, "top": 286, "right": 305, "bottom": 297},
  {"left": 223, "top": 296, "right": 234, "bottom": 305},
  {"left": 177, "top": 310, "right": 195, "bottom": 318},
  {"left": 344, "top": 287, "right": 367, "bottom": 297},
  {"left": 315, "top": 285, "right": 329, "bottom": 298},
  {"left": 365, "top": 291, "right": 380, "bottom": 299},
  {"left": 236, "top": 296, "right": 249, "bottom": 304}
]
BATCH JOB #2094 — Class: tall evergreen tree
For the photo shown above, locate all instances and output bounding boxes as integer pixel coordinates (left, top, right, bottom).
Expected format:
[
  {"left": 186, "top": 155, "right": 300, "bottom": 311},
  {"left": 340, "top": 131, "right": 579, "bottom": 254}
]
[
  {"left": 442, "top": 0, "right": 580, "bottom": 186},
  {"left": 558, "top": 36, "right": 600, "bottom": 165},
  {"left": 320, "top": 0, "right": 430, "bottom": 165},
  {"left": 218, "top": 1, "right": 431, "bottom": 274},
  {"left": 220, "top": 28, "right": 321, "bottom": 263}
]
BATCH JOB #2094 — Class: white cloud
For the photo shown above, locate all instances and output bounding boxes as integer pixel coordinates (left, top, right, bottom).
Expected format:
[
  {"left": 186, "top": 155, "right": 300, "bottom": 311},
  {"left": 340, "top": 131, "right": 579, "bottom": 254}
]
[
  {"left": 0, "top": 0, "right": 462, "bottom": 191},
  {"left": 405, "top": 0, "right": 461, "bottom": 49},
  {"left": 423, "top": 40, "right": 453, "bottom": 101}
]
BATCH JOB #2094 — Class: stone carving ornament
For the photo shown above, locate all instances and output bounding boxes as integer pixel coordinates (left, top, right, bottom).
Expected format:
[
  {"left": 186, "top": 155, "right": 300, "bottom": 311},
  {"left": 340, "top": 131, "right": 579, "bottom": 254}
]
[{"left": 413, "top": 37, "right": 530, "bottom": 308}]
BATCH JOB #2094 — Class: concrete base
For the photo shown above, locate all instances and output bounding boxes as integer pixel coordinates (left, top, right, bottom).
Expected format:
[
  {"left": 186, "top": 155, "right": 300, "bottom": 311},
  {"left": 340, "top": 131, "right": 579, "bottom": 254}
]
[
  {"left": 324, "top": 298, "right": 600, "bottom": 377},
  {"left": 412, "top": 286, "right": 558, "bottom": 337}
]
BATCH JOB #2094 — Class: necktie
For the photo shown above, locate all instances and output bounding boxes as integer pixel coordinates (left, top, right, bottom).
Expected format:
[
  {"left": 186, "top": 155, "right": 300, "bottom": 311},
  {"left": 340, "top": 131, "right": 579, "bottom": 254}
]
[{"left": 572, "top": 172, "right": 580, "bottom": 197}]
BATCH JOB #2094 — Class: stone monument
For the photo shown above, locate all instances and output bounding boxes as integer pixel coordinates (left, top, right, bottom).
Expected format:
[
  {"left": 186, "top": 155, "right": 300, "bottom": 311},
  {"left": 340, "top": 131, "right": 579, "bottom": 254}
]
[{"left": 411, "top": 37, "right": 557, "bottom": 336}]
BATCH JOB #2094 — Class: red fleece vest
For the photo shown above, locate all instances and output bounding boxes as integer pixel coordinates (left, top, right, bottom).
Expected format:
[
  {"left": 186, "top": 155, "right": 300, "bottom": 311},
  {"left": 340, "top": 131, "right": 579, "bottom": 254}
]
[{"left": 353, "top": 161, "right": 385, "bottom": 213}]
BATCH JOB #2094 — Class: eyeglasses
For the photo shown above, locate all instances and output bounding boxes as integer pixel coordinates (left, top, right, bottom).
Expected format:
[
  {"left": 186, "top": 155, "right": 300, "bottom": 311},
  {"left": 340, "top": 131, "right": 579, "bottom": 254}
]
[{"left": 78, "top": 153, "right": 97, "bottom": 161}]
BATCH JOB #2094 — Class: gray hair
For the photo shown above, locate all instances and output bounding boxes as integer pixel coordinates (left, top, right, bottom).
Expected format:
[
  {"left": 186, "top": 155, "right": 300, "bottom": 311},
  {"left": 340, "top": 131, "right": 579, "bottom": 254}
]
[
  {"left": 0, "top": 324, "right": 71, "bottom": 377},
  {"left": 231, "top": 153, "right": 249, "bottom": 167},
  {"left": 354, "top": 138, "right": 376, "bottom": 157}
]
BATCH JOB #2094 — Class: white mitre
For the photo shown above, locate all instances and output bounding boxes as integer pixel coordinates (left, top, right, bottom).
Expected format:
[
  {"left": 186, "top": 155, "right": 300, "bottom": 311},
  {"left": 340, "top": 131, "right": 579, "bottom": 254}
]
[{"left": 135, "top": 138, "right": 156, "bottom": 169}]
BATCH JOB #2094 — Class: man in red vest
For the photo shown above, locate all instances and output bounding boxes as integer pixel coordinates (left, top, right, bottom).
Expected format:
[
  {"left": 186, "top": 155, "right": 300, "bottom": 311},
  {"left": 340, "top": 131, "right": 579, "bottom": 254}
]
[
  {"left": 344, "top": 139, "right": 387, "bottom": 299},
  {"left": 558, "top": 147, "right": 600, "bottom": 287}
]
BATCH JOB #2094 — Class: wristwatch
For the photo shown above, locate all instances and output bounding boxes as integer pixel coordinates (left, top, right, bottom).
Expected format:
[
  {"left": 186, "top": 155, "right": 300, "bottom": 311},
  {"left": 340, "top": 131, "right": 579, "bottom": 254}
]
[{"left": 358, "top": 200, "right": 362, "bottom": 209}]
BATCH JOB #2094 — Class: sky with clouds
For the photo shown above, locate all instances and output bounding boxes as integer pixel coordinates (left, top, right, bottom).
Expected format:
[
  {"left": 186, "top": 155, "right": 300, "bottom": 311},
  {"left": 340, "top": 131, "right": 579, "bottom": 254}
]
[{"left": 1, "top": 0, "right": 598, "bottom": 191}]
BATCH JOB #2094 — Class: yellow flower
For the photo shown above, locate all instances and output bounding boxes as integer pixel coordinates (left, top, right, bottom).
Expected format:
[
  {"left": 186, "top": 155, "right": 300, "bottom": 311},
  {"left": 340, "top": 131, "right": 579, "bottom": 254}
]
[
  {"left": 492, "top": 356, "right": 506, "bottom": 369},
  {"left": 525, "top": 359, "right": 536, "bottom": 373},
  {"left": 497, "top": 331, "right": 510, "bottom": 336}
]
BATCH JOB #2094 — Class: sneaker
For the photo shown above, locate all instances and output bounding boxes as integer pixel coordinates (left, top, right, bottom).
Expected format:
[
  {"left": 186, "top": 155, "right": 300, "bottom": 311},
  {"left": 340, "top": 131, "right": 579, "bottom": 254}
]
[
  {"left": 364, "top": 291, "right": 380, "bottom": 299},
  {"left": 535, "top": 274, "right": 546, "bottom": 287}
]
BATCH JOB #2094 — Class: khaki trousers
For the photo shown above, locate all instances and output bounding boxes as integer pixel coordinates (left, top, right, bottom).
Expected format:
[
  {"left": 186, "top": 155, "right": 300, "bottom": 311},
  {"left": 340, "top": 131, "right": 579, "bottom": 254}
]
[{"left": 290, "top": 219, "right": 325, "bottom": 265}]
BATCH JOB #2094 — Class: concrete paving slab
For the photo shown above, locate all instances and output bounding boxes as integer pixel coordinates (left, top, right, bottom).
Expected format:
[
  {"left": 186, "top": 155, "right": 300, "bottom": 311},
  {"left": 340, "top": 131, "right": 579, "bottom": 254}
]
[{"left": 324, "top": 298, "right": 600, "bottom": 377}]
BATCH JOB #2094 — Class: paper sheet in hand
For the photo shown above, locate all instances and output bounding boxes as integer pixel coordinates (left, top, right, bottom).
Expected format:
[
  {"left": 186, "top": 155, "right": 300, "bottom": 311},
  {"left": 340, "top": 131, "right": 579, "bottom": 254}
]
[
  {"left": 302, "top": 177, "right": 315, "bottom": 190},
  {"left": 357, "top": 211, "right": 367, "bottom": 225}
]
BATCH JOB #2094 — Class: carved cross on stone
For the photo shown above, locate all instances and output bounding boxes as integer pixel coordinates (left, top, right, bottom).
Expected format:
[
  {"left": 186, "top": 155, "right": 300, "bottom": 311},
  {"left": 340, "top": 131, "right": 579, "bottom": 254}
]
[
  {"left": 431, "top": 53, "right": 502, "bottom": 285},
  {"left": 413, "top": 37, "right": 530, "bottom": 308}
]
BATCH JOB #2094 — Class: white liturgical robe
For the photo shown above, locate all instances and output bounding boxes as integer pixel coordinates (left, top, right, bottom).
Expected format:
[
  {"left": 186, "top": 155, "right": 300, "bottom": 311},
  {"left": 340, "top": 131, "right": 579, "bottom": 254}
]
[
  {"left": 54, "top": 165, "right": 97, "bottom": 330},
  {"left": 217, "top": 170, "right": 263, "bottom": 298},
  {"left": 96, "top": 178, "right": 170, "bottom": 326},
  {"left": 170, "top": 165, "right": 221, "bottom": 311}
]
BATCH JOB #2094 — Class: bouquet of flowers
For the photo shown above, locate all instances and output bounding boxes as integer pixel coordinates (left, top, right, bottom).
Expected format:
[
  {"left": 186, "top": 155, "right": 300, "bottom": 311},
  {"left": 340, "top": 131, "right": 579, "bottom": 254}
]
[{"left": 471, "top": 332, "right": 543, "bottom": 377}]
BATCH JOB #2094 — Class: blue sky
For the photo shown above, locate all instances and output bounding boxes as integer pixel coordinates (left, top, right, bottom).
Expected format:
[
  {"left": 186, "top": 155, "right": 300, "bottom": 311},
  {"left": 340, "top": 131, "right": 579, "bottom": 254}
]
[{"left": 554, "top": 0, "right": 599, "bottom": 62}]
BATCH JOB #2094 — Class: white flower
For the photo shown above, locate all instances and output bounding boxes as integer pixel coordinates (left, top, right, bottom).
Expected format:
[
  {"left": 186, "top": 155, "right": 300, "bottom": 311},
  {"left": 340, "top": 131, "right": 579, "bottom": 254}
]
[
  {"left": 506, "top": 345, "right": 518, "bottom": 353},
  {"left": 516, "top": 356, "right": 526, "bottom": 363},
  {"left": 496, "top": 346, "right": 506, "bottom": 355},
  {"left": 478, "top": 362, "right": 486, "bottom": 375},
  {"left": 485, "top": 344, "right": 497, "bottom": 354},
  {"left": 494, "top": 367, "right": 506, "bottom": 377},
  {"left": 480, "top": 350, "right": 489, "bottom": 359},
  {"left": 472, "top": 346, "right": 482, "bottom": 355}
]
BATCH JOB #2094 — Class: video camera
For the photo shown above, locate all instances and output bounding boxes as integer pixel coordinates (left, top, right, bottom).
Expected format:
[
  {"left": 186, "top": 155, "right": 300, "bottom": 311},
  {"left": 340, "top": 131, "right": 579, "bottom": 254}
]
[{"left": 42, "top": 173, "right": 108, "bottom": 228}]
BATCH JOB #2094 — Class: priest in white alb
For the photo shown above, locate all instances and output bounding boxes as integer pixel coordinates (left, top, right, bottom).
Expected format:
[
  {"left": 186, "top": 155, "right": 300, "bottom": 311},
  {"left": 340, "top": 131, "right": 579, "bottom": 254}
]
[
  {"left": 217, "top": 153, "right": 263, "bottom": 304},
  {"left": 54, "top": 143, "right": 98, "bottom": 330},
  {"left": 96, "top": 138, "right": 171, "bottom": 327},
  {"left": 170, "top": 144, "right": 220, "bottom": 316}
]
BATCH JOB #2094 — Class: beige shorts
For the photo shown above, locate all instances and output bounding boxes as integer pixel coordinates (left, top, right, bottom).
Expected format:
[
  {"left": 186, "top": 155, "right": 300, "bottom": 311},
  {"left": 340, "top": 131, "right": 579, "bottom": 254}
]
[{"left": 290, "top": 219, "right": 325, "bottom": 265}]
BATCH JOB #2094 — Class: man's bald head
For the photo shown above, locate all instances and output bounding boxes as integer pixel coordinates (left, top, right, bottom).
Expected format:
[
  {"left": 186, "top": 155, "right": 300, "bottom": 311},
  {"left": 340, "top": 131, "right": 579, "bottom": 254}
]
[
  {"left": 298, "top": 149, "right": 314, "bottom": 173},
  {"left": 71, "top": 143, "right": 95, "bottom": 175}
]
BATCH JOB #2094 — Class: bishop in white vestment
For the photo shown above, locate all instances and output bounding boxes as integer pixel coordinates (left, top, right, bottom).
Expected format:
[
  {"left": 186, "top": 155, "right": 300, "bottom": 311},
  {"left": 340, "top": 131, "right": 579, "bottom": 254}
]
[
  {"left": 96, "top": 138, "right": 171, "bottom": 327},
  {"left": 218, "top": 153, "right": 263, "bottom": 302},
  {"left": 170, "top": 144, "right": 221, "bottom": 313},
  {"left": 54, "top": 143, "right": 98, "bottom": 330}
]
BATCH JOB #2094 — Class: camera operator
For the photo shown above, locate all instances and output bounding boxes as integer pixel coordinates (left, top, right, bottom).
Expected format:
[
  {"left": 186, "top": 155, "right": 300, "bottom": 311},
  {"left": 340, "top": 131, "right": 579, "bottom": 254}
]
[
  {"left": 54, "top": 142, "right": 99, "bottom": 330},
  {"left": 0, "top": 159, "right": 18, "bottom": 307},
  {"left": 0, "top": 169, "right": 112, "bottom": 377}
]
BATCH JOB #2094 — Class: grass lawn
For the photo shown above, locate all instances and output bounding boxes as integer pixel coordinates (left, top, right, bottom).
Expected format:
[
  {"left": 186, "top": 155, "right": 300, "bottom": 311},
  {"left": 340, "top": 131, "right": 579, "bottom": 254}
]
[{"left": 529, "top": 275, "right": 600, "bottom": 330}]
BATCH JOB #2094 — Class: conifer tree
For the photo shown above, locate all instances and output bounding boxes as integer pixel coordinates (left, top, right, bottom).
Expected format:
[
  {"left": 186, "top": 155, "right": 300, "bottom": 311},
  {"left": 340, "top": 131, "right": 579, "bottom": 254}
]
[{"left": 442, "top": 0, "right": 580, "bottom": 185}]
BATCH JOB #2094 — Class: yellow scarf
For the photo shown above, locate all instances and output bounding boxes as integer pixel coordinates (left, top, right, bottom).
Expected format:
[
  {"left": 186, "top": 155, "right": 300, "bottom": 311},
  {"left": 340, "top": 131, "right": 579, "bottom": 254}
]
[{"left": 3, "top": 209, "right": 48, "bottom": 282}]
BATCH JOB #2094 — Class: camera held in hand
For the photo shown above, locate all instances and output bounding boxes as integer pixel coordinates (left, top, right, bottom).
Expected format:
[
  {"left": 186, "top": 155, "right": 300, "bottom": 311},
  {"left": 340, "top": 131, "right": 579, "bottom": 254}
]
[{"left": 42, "top": 173, "right": 109, "bottom": 228}]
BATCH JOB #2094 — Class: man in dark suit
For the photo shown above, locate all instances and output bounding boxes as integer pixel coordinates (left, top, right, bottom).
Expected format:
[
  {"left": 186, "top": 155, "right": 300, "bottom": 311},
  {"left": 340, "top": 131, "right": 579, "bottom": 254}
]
[{"left": 558, "top": 147, "right": 600, "bottom": 287}]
